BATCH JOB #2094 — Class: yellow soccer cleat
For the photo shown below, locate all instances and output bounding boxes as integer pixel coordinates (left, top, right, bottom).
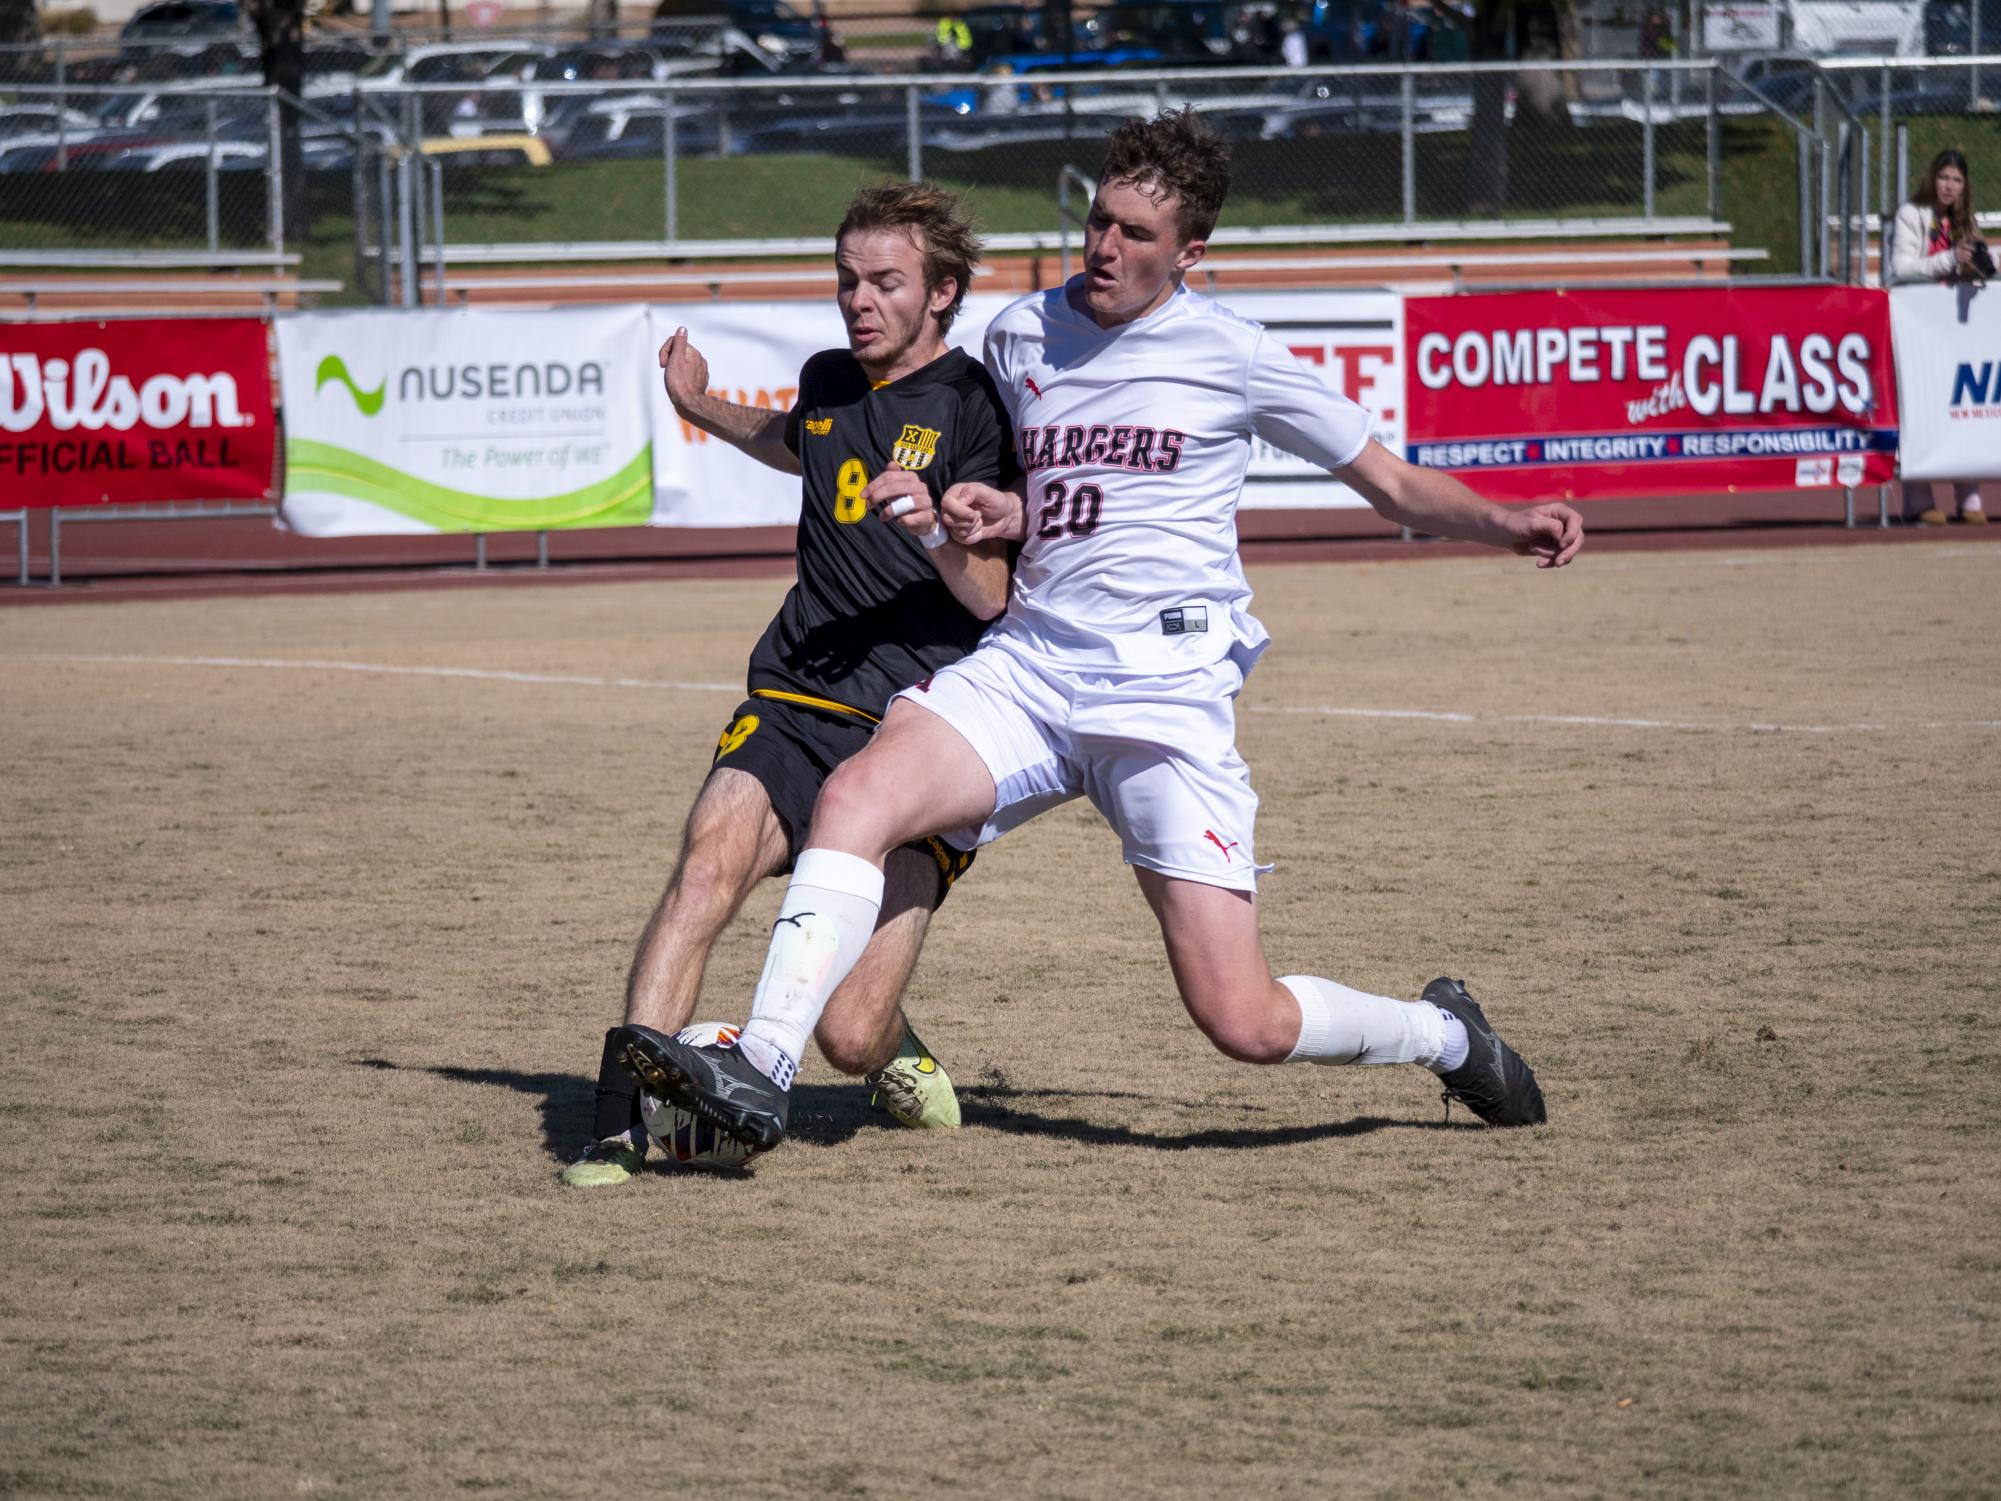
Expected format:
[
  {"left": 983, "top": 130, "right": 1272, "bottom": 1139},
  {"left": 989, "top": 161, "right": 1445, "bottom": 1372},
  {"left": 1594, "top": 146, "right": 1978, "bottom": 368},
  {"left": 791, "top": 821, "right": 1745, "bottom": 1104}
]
[
  {"left": 559, "top": 1136, "right": 646, "bottom": 1188},
  {"left": 866, "top": 1025, "right": 962, "bottom": 1130}
]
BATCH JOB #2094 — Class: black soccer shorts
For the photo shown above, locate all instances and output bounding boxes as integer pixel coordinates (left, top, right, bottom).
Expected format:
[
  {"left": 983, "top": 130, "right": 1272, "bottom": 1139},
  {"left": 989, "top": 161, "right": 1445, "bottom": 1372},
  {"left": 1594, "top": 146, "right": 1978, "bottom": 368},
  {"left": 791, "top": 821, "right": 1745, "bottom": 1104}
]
[{"left": 708, "top": 694, "right": 973, "bottom": 908}]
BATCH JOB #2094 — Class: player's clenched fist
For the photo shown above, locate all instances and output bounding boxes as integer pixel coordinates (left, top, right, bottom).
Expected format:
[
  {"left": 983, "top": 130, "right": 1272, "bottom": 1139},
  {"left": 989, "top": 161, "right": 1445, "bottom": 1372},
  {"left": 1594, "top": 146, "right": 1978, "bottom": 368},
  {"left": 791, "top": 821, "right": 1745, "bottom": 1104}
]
[
  {"left": 658, "top": 327, "right": 710, "bottom": 414},
  {"left": 864, "top": 462, "right": 938, "bottom": 535},
  {"left": 942, "top": 482, "right": 1026, "bottom": 544},
  {"left": 1506, "top": 501, "right": 1585, "bottom": 569}
]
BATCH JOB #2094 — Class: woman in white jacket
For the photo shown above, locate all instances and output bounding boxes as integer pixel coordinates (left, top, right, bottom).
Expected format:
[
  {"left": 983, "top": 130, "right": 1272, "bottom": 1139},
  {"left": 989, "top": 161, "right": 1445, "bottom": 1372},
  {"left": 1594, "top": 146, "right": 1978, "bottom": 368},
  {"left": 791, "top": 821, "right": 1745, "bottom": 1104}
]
[{"left": 1889, "top": 149, "right": 1989, "bottom": 525}]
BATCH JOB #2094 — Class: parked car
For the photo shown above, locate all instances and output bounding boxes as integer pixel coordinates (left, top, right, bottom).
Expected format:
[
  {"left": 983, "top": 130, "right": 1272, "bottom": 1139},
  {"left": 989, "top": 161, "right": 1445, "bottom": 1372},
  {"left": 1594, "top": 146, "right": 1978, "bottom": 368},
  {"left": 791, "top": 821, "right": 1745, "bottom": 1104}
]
[
  {"left": 118, "top": 0, "right": 247, "bottom": 49},
  {"left": 0, "top": 105, "right": 100, "bottom": 139},
  {"left": 651, "top": 0, "right": 827, "bottom": 66}
]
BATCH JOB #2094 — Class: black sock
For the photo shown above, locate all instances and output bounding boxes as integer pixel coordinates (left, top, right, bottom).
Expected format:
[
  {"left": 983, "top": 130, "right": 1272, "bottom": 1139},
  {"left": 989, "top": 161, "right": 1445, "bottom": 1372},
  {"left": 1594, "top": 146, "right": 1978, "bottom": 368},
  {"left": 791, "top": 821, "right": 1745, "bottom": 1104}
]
[{"left": 592, "top": 1028, "right": 641, "bottom": 1143}]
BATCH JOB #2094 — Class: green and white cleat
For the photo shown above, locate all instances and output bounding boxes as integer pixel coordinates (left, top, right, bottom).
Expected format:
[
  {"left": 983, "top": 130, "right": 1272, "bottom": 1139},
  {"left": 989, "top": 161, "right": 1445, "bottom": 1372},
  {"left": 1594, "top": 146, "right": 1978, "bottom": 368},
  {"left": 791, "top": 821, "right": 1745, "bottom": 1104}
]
[
  {"left": 559, "top": 1135, "right": 646, "bottom": 1188},
  {"left": 866, "top": 1025, "right": 962, "bottom": 1130}
]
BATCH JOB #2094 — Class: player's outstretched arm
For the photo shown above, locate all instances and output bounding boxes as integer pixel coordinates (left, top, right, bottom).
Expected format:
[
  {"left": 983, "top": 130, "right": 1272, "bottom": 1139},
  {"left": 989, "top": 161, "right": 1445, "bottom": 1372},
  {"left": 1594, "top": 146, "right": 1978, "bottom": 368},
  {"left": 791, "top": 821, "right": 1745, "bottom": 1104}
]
[
  {"left": 864, "top": 464, "right": 1012, "bottom": 620},
  {"left": 1336, "top": 439, "right": 1584, "bottom": 568},
  {"left": 658, "top": 327, "right": 801, "bottom": 476}
]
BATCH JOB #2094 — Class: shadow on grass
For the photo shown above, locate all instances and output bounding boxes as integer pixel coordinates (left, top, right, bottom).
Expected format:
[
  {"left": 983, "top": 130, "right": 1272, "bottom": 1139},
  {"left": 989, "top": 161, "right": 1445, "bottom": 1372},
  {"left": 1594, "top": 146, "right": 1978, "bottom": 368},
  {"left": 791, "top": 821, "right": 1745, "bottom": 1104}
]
[
  {"left": 349, "top": 1058, "right": 1472, "bottom": 1161},
  {"left": 958, "top": 1083, "right": 1476, "bottom": 1148},
  {"left": 349, "top": 1056, "right": 878, "bottom": 1160}
]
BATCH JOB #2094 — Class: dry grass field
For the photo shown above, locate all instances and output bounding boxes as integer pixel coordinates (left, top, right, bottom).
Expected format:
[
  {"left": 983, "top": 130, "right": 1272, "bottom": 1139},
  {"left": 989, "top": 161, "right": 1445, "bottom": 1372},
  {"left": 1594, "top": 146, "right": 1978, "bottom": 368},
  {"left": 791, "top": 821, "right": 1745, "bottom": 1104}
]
[{"left": 3, "top": 541, "right": 1998, "bottom": 1500}]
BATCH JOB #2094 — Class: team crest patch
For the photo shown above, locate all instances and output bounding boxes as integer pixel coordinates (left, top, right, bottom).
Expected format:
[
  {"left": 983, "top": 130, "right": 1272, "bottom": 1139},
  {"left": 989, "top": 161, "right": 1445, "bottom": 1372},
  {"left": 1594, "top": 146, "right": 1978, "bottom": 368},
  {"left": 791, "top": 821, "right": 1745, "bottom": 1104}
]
[{"left": 892, "top": 423, "right": 942, "bottom": 471}]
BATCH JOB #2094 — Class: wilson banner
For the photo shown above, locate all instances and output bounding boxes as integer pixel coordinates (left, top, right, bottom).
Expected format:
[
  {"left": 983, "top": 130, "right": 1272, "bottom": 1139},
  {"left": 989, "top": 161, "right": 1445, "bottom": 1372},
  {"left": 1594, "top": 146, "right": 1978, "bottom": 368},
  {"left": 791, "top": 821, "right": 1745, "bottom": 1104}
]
[
  {"left": 1888, "top": 283, "right": 2001, "bottom": 482},
  {"left": 0, "top": 318, "right": 277, "bottom": 507},
  {"left": 275, "top": 307, "right": 654, "bottom": 536},
  {"left": 1404, "top": 286, "right": 1899, "bottom": 501}
]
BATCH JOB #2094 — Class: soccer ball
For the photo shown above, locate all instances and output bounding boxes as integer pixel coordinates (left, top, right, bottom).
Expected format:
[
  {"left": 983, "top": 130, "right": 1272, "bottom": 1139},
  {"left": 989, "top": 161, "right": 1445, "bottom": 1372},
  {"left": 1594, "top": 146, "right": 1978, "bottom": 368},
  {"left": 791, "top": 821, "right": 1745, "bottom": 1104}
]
[{"left": 638, "top": 1021, "right": 766, "bottom": 1171}]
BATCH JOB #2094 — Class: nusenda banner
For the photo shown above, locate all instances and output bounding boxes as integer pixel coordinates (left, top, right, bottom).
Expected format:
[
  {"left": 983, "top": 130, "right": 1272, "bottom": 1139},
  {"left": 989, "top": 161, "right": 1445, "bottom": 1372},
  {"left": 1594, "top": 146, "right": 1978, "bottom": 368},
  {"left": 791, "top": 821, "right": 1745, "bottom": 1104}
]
[
  {"left": 0, "top": 318, "right": 277, "bottom": 507},
  {"left": 1403, "top": 286, "right": 1899, "bottom": 502}
]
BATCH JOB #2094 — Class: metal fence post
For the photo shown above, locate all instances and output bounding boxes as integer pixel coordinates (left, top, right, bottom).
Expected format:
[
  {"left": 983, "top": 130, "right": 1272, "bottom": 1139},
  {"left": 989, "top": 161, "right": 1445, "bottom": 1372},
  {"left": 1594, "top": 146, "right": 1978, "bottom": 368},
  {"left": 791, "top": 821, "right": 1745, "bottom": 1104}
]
[
  {"left": 663, "top": 93, "right": 678, "bottom": 243},
  {"left": 1894, "top": 121, "right": 1909, "bottom": 280},
  {"left": 906, "top": 82, "right": 921, "bottom": 181},
  {"left": 1840, "top": 122, "right": 1856, "bottom": 284},
  {"left": 397, "top": 153, "right": 419, "bottom": 309},
  {"left": 1705, "top": 64, "right": 1720, "bottom": 220},
  {"left": 1643, "top": 65, "right": 1657, "bottom": 220},
  {"left": 267, "top": 91, "right": 285, "bottom": 261},
  {"left": 376, "top": 140, "right": 395, "bottom": 304},
  {"left": 205, "top": 98, "right": 220, "bottom": 251},
  {"left": 1813, "top": 70, "right": 1829, "bottom": 277},
  {"left": 54, "top": 45, "right": 66, "bottom": 173},
  {"left": 1975, "top": 4, "right": 1984, "bottom": 111},
  {"left": 1856, "top": 125, "right": 1869, "bottom": 284},
  {"left": 352, "top": 129, "right": 371, "bottom": 302},
  {"left": 1879, "top": 61, "right": 1891, "bottom": 234},
  {"left": 1798, "top": 127, "right": 1814, "bottom": 278},
  {"left": 430, "top": 155, "right": 446, "bottom": 304},
  {"left": 1401, "top": 70, "right": 1416, "bottom": 225}
]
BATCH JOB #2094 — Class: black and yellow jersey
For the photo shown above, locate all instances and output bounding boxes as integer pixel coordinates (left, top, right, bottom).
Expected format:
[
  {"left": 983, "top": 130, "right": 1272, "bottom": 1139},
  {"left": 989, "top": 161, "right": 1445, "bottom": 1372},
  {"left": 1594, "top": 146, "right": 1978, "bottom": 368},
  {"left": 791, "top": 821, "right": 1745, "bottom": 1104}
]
[{"left": 745, "top": 344, "right": 1017, "bottom": 722}]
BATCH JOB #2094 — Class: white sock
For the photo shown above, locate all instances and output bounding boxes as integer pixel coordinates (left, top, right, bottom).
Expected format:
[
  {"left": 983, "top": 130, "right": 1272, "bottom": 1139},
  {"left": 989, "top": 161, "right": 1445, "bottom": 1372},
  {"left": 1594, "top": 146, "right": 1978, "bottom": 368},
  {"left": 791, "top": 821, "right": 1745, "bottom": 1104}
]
[
  {"left": 738, "top": 848, "right": 884, "bottom": 1089},
  {"left": 1279, "top": 974, "right": 1465, "bottom": 1073}
]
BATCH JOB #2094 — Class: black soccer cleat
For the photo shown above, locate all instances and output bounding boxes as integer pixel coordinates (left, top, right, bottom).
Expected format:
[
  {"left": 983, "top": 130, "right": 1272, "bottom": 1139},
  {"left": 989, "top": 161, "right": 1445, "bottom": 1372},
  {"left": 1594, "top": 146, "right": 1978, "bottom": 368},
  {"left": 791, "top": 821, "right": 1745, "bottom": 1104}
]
[
  {"left": 611, "top": 1024, "right": 791, "bottom": 1152},
  {"left": 1426, "top": 977, "right": 1548, "bottom": 1127}
]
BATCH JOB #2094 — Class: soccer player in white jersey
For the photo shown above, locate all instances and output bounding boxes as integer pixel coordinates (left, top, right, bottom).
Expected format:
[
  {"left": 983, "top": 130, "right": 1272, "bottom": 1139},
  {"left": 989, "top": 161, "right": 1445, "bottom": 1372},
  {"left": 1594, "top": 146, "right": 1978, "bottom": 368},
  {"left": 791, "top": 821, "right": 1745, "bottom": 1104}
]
[{"left": 614, "top": 107, "right": 1585, "bottom": 1151}]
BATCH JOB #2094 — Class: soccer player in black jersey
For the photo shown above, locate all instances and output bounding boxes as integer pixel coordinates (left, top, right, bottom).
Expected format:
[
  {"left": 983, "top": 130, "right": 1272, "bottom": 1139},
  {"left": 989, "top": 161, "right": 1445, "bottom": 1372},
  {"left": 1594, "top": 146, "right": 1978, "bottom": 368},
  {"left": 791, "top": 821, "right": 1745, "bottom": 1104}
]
[{"left": 564, "top": 182, "right": 1018, "bottom": 1186}]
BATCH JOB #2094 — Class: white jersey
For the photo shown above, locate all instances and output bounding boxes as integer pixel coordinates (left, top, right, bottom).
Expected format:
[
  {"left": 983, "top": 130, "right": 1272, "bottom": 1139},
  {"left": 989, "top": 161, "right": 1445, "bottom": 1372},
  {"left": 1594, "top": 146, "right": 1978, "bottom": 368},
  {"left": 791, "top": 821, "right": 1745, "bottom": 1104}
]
[{"left": 981, "top": 280, "right": 1374, "bottom": 674}]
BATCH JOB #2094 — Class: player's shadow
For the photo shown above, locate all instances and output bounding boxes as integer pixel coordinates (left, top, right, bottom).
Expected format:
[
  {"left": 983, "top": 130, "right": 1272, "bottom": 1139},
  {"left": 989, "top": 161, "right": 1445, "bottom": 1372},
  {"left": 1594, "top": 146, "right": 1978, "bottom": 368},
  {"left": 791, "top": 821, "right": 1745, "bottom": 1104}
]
[
  {"left": 348, "top": 1058, "right": 878, "bottom": 1161},
  {"left": 958, "top": 1084, "right": 1477, "bottom": 1148}
]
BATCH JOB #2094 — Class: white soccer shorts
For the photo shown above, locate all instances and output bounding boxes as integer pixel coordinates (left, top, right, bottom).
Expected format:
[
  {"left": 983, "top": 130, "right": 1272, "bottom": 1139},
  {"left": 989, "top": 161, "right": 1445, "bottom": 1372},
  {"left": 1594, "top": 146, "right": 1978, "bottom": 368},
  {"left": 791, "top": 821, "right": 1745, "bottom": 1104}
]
[{"left": 894, "top": 638, "right": 1271, "bottom": 891}]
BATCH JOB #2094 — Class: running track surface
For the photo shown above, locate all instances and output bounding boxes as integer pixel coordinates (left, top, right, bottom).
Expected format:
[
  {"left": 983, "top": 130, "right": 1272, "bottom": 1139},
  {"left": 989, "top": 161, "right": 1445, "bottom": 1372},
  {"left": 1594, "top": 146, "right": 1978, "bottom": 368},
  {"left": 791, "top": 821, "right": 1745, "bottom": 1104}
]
[{"left": 2, "top": 486, "right": 1993, "bottom": 607}]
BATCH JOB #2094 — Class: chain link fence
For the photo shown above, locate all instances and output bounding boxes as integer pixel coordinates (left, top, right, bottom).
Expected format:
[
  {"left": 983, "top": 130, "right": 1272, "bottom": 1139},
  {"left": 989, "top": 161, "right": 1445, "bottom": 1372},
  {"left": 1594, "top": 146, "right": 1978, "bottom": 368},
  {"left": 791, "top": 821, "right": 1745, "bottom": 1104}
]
[
  {"left": 5, "top": 50, "right": 1999, "bottom": 294},
  {"left": 0, "top": 82, "right": 286, "bottom": 255}
]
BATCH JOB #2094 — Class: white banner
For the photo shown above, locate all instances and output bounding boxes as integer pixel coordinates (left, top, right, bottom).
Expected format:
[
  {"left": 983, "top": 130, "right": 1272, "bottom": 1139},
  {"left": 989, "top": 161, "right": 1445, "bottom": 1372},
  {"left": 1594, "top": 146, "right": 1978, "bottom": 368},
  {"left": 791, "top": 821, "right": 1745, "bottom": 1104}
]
[
  {"left": 647, "top": 288, "right": 1403, "bottom": 524},
  {"left": 276, "top": 306, "right": 655, "bottom": 536},
  {"left": 1889, "top": 283, "right": 2001, "bottom": 482},
  {"left": 1703, "top": 2, "right": 1783, "bottom": 50}
]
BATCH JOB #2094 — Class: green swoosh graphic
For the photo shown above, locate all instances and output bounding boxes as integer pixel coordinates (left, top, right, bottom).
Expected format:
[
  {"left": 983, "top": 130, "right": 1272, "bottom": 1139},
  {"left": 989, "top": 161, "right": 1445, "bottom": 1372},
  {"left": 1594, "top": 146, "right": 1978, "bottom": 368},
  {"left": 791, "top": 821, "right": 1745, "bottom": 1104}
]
[
  {"left": 286, "top": 438, "right": 653, "bottom": 531},
  {"left": 314, "top": 355, "right": 386, "bottom": 417}
]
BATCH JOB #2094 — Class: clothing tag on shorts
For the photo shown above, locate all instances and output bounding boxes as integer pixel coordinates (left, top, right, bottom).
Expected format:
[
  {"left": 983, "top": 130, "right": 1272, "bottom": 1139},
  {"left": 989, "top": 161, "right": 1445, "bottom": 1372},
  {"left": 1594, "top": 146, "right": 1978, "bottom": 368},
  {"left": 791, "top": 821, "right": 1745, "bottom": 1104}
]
[{"left": 1159, "top": 606, "right": 1209, "bottom": 635}]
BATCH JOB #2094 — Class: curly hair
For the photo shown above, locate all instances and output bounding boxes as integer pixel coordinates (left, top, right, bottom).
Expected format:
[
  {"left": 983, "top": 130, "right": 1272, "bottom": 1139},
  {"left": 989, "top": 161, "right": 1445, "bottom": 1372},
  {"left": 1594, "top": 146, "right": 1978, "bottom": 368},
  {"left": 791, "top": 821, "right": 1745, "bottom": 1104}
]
[
  {"left": 1099, "top": 106, "right": 1232, "bottom": 242},
  {"left": 837, "top": 181, "right": 982, "bottom": 332}
]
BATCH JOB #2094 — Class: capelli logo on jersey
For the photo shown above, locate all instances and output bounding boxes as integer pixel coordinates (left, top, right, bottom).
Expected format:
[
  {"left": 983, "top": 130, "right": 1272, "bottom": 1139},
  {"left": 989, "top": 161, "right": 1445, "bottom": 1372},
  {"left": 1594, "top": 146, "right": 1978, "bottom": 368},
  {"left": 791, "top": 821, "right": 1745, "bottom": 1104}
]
[
  {"left": 892, "top": 423, "right": 941, "bottom": 471},
  {"left": 804, "top": 417, "right": 833, "bottom": 435}
]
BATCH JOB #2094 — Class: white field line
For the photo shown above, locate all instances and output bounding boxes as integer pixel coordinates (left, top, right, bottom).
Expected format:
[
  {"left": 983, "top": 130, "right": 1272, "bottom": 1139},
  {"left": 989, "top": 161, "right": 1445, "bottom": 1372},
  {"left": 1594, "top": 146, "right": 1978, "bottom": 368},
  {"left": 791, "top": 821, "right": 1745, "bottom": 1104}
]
[
  {"left": 11, "top": 652, "right": 739, "bottom": 695},
  {"left": 9, "top": 651, "right": 1999, "bottom": 735},
  {"left": 1549, "top": 543, "right": 2001, "bottom": 574}
]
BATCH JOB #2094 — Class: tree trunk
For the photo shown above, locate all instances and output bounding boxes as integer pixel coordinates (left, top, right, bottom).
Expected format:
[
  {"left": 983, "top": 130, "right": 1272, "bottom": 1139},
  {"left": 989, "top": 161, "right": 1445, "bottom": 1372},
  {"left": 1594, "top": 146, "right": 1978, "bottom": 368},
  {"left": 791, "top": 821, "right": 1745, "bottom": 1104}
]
[
  {"left": 1465, "top": 0, "right": 1513, "bottom": 216},
  {"left": 247, "top": 0, "right": 310, "bottom": 241},
  {"left": 0, "top": 0, "right": 39, "bottom": 82},
  {"left": 1464, "top": 0, "right": 1575, "bottom": 217}
]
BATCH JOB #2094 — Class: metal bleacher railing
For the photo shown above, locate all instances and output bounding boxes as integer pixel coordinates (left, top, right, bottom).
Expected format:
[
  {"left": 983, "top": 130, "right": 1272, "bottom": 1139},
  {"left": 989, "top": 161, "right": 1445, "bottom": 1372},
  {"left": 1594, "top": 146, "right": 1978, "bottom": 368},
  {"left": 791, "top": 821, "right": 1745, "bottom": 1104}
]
[{"left": 0, "top": 52, "right": 1878, "bottom": 303}]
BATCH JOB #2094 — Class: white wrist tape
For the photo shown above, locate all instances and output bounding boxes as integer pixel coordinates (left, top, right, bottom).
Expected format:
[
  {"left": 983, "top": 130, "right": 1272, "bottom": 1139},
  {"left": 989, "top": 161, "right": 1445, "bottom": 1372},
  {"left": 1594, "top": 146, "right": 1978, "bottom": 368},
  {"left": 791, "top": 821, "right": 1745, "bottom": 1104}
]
[{"left": 919, "top": 522, "right": 950, "bottom": 550}]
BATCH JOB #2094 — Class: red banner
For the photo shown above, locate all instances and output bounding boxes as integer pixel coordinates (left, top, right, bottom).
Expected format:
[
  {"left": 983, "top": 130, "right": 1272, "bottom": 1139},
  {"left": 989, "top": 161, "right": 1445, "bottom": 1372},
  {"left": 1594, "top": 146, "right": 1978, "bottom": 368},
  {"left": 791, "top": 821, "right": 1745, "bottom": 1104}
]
[
  {"left": 1403, "top": 286, "right": 1899, "bottom": 502},
  {"left": 0, "top": 319, "right": 277, "bottom": 507}
]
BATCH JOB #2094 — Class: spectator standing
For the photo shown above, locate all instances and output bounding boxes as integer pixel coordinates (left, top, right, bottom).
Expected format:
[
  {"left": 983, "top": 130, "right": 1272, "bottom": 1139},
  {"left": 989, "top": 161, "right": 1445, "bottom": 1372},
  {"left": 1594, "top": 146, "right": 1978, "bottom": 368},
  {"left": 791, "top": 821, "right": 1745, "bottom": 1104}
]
[
  {"left": 1890, "top": 148, "right": 1991, "bottom": 526},
  {"left": 1280, "top": 11, "right": 1309, "bottom": 66}
]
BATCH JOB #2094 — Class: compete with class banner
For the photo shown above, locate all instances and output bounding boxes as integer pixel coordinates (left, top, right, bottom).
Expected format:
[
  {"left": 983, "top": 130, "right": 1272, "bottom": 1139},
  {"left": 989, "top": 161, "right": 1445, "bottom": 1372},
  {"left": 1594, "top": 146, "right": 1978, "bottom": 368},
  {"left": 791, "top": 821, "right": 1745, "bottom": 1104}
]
[
  {"left": 646, "top": 289, "right": 1404, "bottom": 527},
  {"left": 1404, "top": 286, "right": 1900, "bottom": 501},
  {"left": 275, "top": 307, "right": 654, "bottom": 536},
  {"left": 0, "top": 318, "right": 276, "bottom": 506},
  {"left": 1888, "top": 284, "right": 2001, "bottom": 482}
]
